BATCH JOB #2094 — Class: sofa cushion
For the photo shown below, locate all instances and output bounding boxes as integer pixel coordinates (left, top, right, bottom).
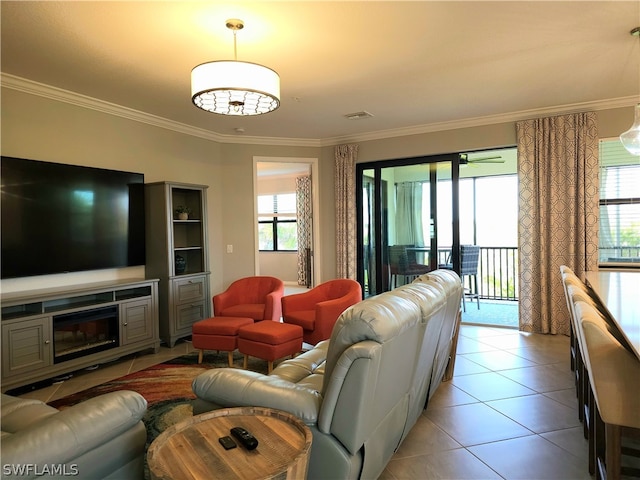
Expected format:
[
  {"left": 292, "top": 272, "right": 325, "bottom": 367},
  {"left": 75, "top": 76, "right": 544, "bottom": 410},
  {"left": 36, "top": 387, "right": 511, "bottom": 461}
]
[
  {"left": 270, "top": 341, "right": 328, "bottom": 392},
  {"left": 284, "top": 310, "right": 316, "bottom": 330},
  {"left": 1, "top": 395, "right": 59, "bottom": 433}
]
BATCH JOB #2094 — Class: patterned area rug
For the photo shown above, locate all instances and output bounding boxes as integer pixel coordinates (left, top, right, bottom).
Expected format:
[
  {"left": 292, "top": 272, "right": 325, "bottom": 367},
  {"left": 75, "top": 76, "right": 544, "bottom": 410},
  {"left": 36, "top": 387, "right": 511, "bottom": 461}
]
[{"left": 48, "top": 352, "right": 269, "bottom": 479}]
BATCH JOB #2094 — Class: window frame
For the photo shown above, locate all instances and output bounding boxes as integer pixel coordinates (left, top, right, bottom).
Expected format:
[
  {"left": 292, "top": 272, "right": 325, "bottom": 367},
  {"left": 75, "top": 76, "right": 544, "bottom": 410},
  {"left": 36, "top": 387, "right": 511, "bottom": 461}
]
[
  {"left": 258, "top": 193, "right": 298, "bottom": 252},
  {"left": 597, "top": 138, "right": 640, "bottom": 269}
]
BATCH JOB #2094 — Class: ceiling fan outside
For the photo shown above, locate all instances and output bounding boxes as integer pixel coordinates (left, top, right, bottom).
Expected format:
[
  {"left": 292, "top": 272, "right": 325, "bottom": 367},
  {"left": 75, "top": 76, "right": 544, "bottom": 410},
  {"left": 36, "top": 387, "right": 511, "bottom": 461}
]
[{"left": 459, "top": 153, "right": 505, "bottom": 165}]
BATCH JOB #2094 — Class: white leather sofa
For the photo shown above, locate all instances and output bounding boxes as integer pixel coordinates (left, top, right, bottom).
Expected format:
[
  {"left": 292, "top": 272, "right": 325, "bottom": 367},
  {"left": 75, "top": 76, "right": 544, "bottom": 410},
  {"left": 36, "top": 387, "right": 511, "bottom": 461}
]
[
  {"left": 1, "top": 390, "right": 147, "bottom": 479},
  {"left": 192, "top": 270, "right": 463, "bottom": 479}
]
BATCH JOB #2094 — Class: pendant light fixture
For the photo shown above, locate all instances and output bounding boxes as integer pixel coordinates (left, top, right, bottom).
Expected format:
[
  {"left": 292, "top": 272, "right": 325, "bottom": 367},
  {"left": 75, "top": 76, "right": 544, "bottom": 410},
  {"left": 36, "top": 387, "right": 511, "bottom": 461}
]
[
  {"left": 620, "top": 103, "right": 640, "bottom": 155},
  {"left": 620, "top": 27, "right": 640, "bottom": 155},
  {"left": 191, "top": 19, "right": 280, "bottom": 116}
]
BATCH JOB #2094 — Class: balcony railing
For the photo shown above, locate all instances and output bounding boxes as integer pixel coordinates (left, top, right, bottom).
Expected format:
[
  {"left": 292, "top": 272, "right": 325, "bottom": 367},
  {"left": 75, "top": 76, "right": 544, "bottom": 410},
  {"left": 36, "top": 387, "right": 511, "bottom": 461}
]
[
  {"left": 372, "top": 244, "right": 637, "bottom": 301},
  {"left": 599, "top": 246, "right": 640, "bottom": 263},
  {"left": 398, "top": 244, "right": 638, "bottom": 303},
  {"left": 421, "top": 247, "right": 519, "bottom": 301},
  {"left": 477, "top": 247, "right": 518, "bottom": 301},
  {"left": 473, "top": 245, "right": 640, "bottom": 301}
]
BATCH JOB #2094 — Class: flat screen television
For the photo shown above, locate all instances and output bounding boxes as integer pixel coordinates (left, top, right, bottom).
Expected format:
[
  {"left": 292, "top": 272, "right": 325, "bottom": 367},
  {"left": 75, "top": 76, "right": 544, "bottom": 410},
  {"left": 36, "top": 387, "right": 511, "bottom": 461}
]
[{"left": 1, "top": 157, "right": 145, "bottom": 279}]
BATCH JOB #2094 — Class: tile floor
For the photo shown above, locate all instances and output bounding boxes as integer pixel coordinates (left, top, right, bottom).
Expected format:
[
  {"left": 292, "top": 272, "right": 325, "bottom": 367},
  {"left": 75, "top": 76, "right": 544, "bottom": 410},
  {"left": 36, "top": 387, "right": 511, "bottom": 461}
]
[
  {"left": 16, "top": 324, "right": 594, "bottom": 479},
  {"left": 462, "top": 300, "right": 519, "bottom": 328},
  {"left": 381, "top": 324, "right": 592, "bottom": 479}
]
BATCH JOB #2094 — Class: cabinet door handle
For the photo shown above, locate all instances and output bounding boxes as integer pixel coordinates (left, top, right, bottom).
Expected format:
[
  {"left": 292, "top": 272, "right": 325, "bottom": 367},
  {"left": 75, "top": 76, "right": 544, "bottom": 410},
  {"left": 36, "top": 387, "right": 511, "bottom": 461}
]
[
  {"left": 44, "top": 340, "right": 50, "bottom": 345},
  {"left": 123, "top": 322, "right": 128, "bottom": 326}
]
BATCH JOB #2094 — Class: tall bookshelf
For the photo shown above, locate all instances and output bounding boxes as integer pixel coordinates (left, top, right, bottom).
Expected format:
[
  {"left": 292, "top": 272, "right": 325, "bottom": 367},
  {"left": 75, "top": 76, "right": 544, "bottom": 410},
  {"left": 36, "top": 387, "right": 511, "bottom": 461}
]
[{"left": 145, "top": 182, "right": 210, "bottom": 346}]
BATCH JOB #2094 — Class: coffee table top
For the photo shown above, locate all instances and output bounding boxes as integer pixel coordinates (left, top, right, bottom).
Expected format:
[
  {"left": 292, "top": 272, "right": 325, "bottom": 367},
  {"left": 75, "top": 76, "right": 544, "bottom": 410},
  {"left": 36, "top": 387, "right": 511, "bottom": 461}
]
[{"left": 147, "top": 406, "right": 312, "bottom": 480}]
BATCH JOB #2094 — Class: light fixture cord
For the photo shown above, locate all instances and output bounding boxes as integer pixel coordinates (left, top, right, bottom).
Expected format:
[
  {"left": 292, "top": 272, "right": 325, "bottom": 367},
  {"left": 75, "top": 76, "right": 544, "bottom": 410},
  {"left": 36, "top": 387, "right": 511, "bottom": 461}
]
[{"left": 233, "top": 29, "right": 238, "bottom": 61}]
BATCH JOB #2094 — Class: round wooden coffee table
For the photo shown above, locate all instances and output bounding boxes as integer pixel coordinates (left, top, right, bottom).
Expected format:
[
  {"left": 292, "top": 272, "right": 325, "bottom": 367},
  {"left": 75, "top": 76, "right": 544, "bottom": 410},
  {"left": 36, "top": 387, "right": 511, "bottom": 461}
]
[{"left": 147, "top": 406, "right": 312, "bottom": 480}]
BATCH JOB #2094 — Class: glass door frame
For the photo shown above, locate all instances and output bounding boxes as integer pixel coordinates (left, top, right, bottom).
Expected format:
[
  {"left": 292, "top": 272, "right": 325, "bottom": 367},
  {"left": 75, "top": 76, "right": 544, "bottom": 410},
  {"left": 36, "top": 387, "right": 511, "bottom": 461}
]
[{"left": 356, "top": 153, "right": 461, "bottom": 296}]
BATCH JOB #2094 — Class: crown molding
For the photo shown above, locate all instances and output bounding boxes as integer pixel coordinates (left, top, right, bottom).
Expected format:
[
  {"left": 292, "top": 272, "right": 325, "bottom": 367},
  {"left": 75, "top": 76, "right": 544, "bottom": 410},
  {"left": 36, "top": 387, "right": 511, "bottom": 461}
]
[
  {"left": 320, "top": 96, "right": 639, "bottom": 146},
  {"left": 0, "top": 73, "right": 322, "bottom": 148},
  {"left": 2, "top": 73, "right": 636, "bottom": 149}
]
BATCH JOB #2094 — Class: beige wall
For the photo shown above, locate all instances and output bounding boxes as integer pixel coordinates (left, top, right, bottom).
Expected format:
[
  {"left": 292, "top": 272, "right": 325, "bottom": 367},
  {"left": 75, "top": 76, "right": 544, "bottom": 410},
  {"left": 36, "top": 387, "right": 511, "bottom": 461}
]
[
  {"left": 356, "top": 122, "right": 518, "bottom": 163},
  {"left": 1, "top": 85, "right": 635, "bottom": 294},
  {"left": 259, "top": 252, "right": 298, "bottom": 284},
  {"left": 217, "top": 143, "right": 322, "bottom": 289}
]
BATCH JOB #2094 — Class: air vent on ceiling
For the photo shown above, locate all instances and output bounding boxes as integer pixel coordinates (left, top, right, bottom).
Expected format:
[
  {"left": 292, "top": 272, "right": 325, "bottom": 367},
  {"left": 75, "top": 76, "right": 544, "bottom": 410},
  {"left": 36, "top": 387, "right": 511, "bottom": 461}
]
[{"left": 344, "top": 111, "right": 374, "bottom": 120}]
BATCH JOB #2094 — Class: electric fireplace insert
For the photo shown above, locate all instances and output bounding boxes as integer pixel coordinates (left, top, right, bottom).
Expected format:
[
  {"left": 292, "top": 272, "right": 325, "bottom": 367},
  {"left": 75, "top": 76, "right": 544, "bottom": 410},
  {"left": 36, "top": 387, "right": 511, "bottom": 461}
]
[{"left": 53, "top": 305, "right": 119, "bottom": 363}]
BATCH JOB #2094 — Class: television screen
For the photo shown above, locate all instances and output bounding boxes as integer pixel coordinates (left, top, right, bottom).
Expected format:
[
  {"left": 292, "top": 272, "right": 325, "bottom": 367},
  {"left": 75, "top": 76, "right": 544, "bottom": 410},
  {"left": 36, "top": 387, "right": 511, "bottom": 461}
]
[{"left": 1, "top": 157, "right": 145, "bottom": 279}]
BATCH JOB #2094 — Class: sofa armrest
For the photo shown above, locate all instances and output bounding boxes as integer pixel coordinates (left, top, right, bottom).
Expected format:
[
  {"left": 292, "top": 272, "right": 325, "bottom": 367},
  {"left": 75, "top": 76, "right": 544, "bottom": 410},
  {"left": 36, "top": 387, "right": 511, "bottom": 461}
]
[
  {"left": 264, "top": 291, "right": 283, "bottom": 321},
  {"left": 192, "top": 368, "right": 322, "bottom": 424},
  {"left": 317, "top": 296, "right": 355, "bottom": 322},
  {"left": 1, "top": 390, "right": 147, "bottom": 466},
  {"left": 282, "top": 289, "right": 326, "bottom": 313},
  {"left": 213, "top": 290, "right": 232, "bottom": 315},
  {"left": 1, "top": 395, "right": 59, "bottom": 433}
]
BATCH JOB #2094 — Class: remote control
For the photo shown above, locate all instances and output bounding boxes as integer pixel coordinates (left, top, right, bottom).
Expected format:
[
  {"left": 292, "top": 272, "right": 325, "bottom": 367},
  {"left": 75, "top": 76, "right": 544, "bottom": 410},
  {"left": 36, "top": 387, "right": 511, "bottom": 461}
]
[
  {"left": 218, "top": 435, "right": 237, "bottom": 450},
  {"left": 230, "top": 426, "right": 259, "bottom": 450}
]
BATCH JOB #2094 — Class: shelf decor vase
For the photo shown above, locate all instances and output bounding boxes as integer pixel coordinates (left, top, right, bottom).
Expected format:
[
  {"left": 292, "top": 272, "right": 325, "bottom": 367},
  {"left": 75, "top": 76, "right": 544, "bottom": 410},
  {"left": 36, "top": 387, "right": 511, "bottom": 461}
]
[
  {"left": 175, "top": 255, "right": 187, "bottom": 274},
  {"left": 178, "top": 212, "right": 189, "bottom": 220}
]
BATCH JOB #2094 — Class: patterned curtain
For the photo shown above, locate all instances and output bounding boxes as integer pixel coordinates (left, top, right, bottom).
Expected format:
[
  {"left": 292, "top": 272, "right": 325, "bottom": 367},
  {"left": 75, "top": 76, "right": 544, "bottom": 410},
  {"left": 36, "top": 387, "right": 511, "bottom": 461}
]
[
  {"left": 335, "top": 144, "right": 358, "bottom": 279},
  {"left": 516, "top": 112, "right": 599, "bottom": 334},
  {"left": 296, "top": 175, "right": 312, "bottom": 286}
]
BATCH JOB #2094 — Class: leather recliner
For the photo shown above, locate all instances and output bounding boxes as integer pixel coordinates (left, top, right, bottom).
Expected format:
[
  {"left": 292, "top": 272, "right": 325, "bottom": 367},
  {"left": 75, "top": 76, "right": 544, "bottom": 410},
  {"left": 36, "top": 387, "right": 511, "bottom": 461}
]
[
  {"left": 192, "top": 270, "right": 463, "bottom": 480},
  {"left": 1, "top": 390, "right": 147, "bottom": 479}
]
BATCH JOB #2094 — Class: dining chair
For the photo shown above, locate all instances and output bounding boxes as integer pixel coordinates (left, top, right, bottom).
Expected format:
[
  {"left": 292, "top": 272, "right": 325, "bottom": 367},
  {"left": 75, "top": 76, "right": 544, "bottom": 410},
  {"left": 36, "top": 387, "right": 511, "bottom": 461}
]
[
  {"left": 387, "top": 245, "right": 430, "bottom": 288},
  {"left": 575, "top": 300, "right": 640, "bottom": 479}
]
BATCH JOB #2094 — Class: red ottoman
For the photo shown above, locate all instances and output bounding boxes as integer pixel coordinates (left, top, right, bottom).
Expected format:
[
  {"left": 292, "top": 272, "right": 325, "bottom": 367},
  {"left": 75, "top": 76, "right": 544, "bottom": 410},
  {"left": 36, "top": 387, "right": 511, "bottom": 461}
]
[
  {"left": 192, "top": 316, "right": 254, "bottom": 366},
  {"left": 237, "top": 321, "right": 303, "bottom": 373}
]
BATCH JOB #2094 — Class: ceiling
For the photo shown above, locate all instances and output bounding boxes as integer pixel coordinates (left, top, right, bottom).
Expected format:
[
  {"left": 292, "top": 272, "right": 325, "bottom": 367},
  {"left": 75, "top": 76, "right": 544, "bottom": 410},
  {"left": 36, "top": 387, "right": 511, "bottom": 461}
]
[
  {"left": 2, "top": 1, "right": 639, "bottom": 146},
  {"left": 257, "top": 161, "right": 311, "bottom": 178}
]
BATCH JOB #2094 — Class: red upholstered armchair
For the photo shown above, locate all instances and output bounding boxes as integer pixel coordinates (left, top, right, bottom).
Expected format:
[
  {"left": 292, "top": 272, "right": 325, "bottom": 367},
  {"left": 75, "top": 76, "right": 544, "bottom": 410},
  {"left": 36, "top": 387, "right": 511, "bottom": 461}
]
[
  {"left": 282, "top": 279, "right": 362, "bottom": 345},
  {"left": 213, "top": 276, "right": 284, "bottom": 322}
]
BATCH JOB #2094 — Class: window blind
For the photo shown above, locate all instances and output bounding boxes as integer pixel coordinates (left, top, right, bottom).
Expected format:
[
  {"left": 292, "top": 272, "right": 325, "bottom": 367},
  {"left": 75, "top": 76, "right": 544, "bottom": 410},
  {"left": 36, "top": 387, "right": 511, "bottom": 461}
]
[{"left": 598, "top": 140, "right": 640, "bottom": 265}]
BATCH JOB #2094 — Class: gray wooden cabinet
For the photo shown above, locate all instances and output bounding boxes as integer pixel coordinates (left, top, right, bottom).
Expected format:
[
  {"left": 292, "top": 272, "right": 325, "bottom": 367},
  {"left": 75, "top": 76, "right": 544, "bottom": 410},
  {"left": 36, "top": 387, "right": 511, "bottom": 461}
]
[
  {"left": 145, "top": 182, "right": 210, "bottom": 347},
  {"left": 1, "top": 279, "right": 160, "bottom": 391},
  {"left": 120, "top": 297, "right": 155, "bottom": 346},
  {"left": 2, "top": 315, "right": 52, "bottom": 381}
]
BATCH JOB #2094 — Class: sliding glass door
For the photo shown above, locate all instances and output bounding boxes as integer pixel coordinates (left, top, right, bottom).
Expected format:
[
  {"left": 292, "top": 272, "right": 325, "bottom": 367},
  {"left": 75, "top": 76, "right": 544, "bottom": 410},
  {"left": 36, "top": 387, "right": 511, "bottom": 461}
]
[{"left": 357, "top": 154, "right": 460, "bottom": 297}]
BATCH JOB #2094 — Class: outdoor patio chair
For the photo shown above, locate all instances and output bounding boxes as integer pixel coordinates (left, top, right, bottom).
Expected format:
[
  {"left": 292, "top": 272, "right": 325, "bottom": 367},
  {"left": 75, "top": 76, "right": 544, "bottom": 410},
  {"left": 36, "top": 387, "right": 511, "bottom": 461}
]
[
  {"left": 460, "top": 245, "right": 480, "bottom": 311},
  {"left": 439, "top": 245, "right": 480, "bottom": 312},
  {"left": 387, "top": 245, "right": 430, "bottom": 288}
]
